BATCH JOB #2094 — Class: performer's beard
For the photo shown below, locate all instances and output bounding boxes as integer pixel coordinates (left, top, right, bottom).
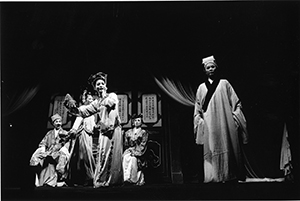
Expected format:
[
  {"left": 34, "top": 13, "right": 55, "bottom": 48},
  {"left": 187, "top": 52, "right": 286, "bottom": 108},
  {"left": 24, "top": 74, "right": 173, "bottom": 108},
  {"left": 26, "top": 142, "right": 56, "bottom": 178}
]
[{"left": 98, "top": 88, "right": 107, "bottom": 98}]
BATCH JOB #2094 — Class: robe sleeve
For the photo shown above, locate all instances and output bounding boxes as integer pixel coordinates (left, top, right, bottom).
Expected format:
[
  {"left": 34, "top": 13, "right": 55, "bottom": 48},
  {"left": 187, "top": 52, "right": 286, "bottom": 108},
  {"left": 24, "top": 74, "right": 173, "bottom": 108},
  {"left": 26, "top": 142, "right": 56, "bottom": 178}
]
[
  {"left": 38, "top": 131, "right": 51, "bottom": 149},
  {"left": 227, "top": 81, "right": 249, "bottom": 144},
  {"left": 30, "top": 146, "right": 46, "bottom": 166},
  {"left": 71, "top": 116, "right": 84, "bottom": 131},
  {"left": 30, "top": 131, "right": 51, "bottom": 166},
  {"left": 83, "top": 115, "right": 96, "bottom": 134},
  {"left": 194, "top": 86, "right": 205, "bottom": 145},
  {"left": 102, "top": 93, "right": 118, "bottom": 108},
  {"left": 78, "top": 99, "right": 100, "bottom": 118},
  {"left": 78, "top": 93, "right": 118, "bottom": 118}
]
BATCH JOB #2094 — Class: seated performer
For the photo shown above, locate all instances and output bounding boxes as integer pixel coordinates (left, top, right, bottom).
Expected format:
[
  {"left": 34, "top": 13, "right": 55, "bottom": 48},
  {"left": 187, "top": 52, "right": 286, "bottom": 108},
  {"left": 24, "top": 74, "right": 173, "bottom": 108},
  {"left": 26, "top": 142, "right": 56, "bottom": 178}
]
[
  {"left": 30, "top": 113, "right": 70, "bottom": 187},
  {"left": 66, "top": 90, "right": 96, "bottom": 186},
  {"left": 122, "top": 114, "right": 149, "bottom": 186}
]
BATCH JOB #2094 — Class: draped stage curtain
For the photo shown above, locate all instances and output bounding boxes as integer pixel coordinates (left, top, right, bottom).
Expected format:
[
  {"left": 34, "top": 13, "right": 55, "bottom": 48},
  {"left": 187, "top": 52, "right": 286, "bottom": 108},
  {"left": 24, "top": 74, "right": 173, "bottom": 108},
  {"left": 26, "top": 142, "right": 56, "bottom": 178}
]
[{"left": 3, "top": 85, "right": 40, "bottom": 117}]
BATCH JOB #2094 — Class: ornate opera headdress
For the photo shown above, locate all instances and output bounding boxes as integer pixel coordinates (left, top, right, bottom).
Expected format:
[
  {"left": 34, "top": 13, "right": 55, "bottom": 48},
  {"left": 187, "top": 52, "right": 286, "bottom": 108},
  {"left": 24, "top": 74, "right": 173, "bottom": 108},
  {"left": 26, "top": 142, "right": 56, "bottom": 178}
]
[{"left": 88, "top": 72, "right": 108, "bottom": 88}]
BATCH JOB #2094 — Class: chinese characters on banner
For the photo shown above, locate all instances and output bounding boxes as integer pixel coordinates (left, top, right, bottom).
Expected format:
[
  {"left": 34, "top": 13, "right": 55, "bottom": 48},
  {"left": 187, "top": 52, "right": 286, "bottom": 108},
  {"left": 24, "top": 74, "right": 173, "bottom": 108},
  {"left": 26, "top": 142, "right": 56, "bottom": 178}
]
[
  {"left": 117, "top": 93, "right": 132, "bottom": 128},
  {"left": 138, "top": 93, "right": 162, "bottom": 127},
  {"left": 142, "top": 94, "right": 158, "bottom": 123},
  {"left": 47, "top": 95, "right": 72, "bottom": 129},
  {"left": 118, "top": 94, "right": 128, "bottom": 124}
]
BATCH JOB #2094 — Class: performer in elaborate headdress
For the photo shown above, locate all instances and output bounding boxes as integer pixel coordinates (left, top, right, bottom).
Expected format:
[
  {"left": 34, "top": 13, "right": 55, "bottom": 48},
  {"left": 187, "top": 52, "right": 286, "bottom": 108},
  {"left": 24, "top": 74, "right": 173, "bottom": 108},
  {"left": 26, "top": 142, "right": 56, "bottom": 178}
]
[{"left": 64, "top": 72, "right": 123, "bottom": 187}]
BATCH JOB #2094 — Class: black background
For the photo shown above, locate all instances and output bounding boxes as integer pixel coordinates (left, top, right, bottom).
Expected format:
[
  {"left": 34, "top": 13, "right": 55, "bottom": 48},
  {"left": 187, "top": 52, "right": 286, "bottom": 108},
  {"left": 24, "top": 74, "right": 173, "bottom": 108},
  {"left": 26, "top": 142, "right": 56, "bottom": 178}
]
[{"left": 1, "top": 2, "right": 299, "bottom": 188}]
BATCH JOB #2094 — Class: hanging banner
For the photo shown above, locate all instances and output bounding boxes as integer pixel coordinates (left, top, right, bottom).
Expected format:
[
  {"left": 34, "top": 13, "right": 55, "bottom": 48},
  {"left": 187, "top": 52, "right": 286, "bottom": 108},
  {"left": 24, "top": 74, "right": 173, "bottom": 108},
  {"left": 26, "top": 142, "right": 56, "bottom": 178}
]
[
  {"left": 138, "top": 93, "right": 162, "bottom": 127},
  {"left": 47, "top": 94, "right": 72, "bottom": 129},
  {"left": 117, "top": 92, "right": 132, "bottom": 128},
  {"left": 142, "top": 94, "right": 158, "bottom": 123}
]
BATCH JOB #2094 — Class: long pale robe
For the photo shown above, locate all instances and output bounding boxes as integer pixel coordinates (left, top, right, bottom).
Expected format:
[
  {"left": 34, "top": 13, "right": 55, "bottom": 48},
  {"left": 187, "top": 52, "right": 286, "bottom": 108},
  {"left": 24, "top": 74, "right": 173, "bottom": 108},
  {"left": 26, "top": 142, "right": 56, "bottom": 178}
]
[
  {"left": 30, "top": 128, "right": 70, "bottom": 187},
  {"left": 280, "top": 123, "right": 292, "bottom": 176},
  {"left": 194, "top": 79, "right": 248, "bottom": 183},
  {"left": 122, "top": 128, "right": 148, "bottom": 185},
  {"left": 77, "top": 93, "right": 123, "bottom": 187},
  {"left": 67, "top": 115, "right": 96, "bottom": 185}
]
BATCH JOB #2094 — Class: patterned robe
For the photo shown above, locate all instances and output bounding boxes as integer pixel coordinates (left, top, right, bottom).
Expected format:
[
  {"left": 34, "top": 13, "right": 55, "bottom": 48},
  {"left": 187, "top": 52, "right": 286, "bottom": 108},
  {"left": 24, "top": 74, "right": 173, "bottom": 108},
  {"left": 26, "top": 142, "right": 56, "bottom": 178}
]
[
  {"left": 67, "top": 115, "right": 96, "bottom": 186},
  {"left": 30, "top": 128, "right": 70, "bottom": 187},
  {"left": 77, "top": 92, "right": 123, "bottom": 187},
  {"left": 194, "top": 79, "right": 248, "bottom": 183},
  {"left": 122, "top": 128, "right": 148, "bottom": 185}
]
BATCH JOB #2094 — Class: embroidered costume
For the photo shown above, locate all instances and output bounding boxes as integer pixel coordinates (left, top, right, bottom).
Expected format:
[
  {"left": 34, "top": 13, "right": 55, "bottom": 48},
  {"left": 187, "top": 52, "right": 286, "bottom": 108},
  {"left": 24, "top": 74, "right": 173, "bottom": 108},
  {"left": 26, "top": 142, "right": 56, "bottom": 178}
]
[
  {"left": 123, "top": 127, "right": 149, "bottom": 185},
  {"left": 30, "top": 114, "right": 70, "bottom": 187}
]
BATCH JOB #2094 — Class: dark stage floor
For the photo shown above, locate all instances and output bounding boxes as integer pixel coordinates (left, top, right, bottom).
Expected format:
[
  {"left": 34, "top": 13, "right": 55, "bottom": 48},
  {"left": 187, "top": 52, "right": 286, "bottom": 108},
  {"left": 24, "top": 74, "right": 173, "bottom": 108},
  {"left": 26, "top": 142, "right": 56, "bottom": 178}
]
[{"left": 2, "top": 182, "right": 299, "bottom": 200}]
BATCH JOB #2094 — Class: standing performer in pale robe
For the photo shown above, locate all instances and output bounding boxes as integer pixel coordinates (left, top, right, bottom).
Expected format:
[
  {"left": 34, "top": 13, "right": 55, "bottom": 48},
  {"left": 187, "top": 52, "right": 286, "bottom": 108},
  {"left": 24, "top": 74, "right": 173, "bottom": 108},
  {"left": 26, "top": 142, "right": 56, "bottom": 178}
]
[
  {"left": 64, "top": 72, "right": 123, "bottom": 187},
  {"left": 122, "top": 114, "right": 149, "bottom": 186},
  {"left": 193, "top": 56, "right": 248, "bottom": 183},
  {"left": 30, "top": 113, "right": 70, "bottom": 187},
  {"left": 66, "top": 91, "right": 96, "bottom": 186}
]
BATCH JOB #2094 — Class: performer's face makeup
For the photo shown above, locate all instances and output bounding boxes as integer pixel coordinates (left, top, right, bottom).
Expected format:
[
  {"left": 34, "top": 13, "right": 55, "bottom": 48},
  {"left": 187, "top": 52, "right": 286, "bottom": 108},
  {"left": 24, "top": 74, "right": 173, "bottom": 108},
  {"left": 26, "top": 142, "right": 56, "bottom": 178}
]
[
  {"left": 94, "top": 79, "right": 106, "bottom": 93},
  {"left": 204, "top": 63, "right": 217, "bottom": 77},
  {"left": 134, "top": 118, "right": 142, "bottom": 128},
  {"left": 53, "top": 119, "right": 62, "bottom": 129}
]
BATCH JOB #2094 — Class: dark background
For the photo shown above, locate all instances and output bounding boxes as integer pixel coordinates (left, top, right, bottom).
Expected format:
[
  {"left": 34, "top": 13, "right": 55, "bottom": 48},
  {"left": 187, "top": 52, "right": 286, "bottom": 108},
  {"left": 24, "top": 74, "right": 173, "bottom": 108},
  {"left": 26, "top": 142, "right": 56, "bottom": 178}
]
[{"left": 1, "top": 2, "right": 299, "bottom": 188}]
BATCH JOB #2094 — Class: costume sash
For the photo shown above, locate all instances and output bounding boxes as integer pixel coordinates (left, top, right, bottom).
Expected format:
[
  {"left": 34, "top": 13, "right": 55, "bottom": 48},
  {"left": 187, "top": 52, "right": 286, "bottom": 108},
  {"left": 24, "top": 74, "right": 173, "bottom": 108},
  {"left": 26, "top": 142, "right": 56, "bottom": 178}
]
[{"left": 202, "top": 78, "right": 220, "bottom": 112}]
